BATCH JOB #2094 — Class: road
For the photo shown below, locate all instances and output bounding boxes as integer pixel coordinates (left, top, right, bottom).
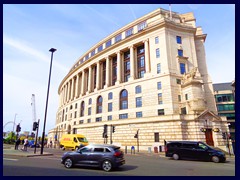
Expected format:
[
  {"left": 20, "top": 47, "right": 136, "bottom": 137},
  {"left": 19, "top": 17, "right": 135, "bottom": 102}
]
[{"left": 3, "top": 147, "right": 235, "bottom": 176}]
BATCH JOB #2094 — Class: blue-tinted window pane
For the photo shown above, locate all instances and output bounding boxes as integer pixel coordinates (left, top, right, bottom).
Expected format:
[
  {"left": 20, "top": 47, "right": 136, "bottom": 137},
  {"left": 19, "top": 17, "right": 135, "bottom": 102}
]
[
  {"left": 136, "top": 97, "right": 142, "bottom": 107},
  {"left": 135, "top": 86, "right": 142, "bottom": 94},
  {"left": 156, "top": 48, "right": 160, "bottom": 58},
  {"left": 176, "top": 36, "right": 182, "bottom": 44},
  {"left": 126, "top": 28, "right": 133, "bottom": 37},
  {"left": 178, "top": 49, "right": 183, "bottom": 57},
  {"left": 138, "top": 21, "right": 147, "bottom": 32},
  {"left": 106, "top": 40, "right": 112, "bottom": 48},
  {"left": 136, "top": 112, "right": 142, "bottom": 118},
  {"left": 108, "top": 103, "right": 112, "bottom": 112},
  {"left": 98, "top": 45, "right": 103, "bottom": 52},
  {"left": 157, "top": 82, "right": 162, "bottom": 90},
  {"left": 180, "top": 63, "right": 186, "bottom": 74},
  {"left": 115, "top": 34, "right": 122, "bottom": 43},
  {"left": 157, "top": 63, "right": 161, "bottom": 74},
  {"left": 108, "top": 92, "right": 113, "bottom": 100},
  {"left": 155, "top": 36, "right": 159, "bottom": 44}
]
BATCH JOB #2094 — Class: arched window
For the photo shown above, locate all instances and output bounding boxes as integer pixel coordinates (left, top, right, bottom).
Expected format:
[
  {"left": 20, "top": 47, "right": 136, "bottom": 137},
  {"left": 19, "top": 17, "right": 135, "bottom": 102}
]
[
  {"left": 88, "top": 98, "right": 92, "bottom": 105},
  {"left": 120, "top": 89, "right": 128, "bottom": 110},
  {"left": 96, "top": 96, "right": 103, "bottom": 114},
  {"left": 80, "top": 101, "right": 85, "bottom": 117}
]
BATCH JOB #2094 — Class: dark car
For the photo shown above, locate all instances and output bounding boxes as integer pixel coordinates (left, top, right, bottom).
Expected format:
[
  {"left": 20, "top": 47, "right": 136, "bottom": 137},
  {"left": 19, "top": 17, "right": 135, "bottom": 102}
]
[
  {"left": 61, "top": 144, "right": 125, "bottom": 171},
  {"left": 165, "top": 141, "right": 226, "bottom": 163}
]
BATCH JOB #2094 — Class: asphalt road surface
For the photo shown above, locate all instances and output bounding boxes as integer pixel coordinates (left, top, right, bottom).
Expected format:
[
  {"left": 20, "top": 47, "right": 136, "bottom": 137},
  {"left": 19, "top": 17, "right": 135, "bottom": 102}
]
[{"left": 3, "top": 151, "right": 235, "bottom": 176}]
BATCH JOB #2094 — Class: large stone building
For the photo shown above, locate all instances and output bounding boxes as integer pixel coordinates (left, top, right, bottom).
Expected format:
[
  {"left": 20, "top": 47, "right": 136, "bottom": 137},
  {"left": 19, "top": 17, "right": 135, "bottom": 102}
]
[{"left": 48, "top": 8, "right": 230, "bottom": 152}]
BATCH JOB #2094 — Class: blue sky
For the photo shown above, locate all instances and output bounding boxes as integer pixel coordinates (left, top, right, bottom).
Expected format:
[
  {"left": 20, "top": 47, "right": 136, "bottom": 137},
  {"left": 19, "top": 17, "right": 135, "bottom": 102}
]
[{"left": 3, "top": 4, "right": 235, "bottom": 135}]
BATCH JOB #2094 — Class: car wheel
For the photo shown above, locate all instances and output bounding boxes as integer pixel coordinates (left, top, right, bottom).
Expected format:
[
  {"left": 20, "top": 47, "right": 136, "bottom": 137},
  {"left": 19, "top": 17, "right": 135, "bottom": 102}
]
[
  {"left": 102, "top": 160, "right": 112, "bottom": 172},
  {"left": 173, "top": 153, "right": 180, "bottom": 160},
  {"left": 212, "top": 156, "right": 220, "bottom": 163},
  {"left": 64, "top": 158, "right": 73, "bottom": 168}
]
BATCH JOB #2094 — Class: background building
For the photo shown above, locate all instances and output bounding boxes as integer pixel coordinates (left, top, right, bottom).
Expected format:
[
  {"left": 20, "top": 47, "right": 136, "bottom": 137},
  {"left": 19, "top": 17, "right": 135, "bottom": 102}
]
[
  {"left": 49, "top": 8, "right": 230, "bottom": 152},
  {"left": 213, "top": 82, "right": 235, "bottom": 154}
]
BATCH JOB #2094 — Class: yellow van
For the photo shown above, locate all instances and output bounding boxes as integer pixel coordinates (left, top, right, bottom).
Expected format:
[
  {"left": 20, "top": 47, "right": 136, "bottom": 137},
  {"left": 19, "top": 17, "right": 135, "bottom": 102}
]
[{"left": 59, "top": 134, "right": 88, "bottom": 150}]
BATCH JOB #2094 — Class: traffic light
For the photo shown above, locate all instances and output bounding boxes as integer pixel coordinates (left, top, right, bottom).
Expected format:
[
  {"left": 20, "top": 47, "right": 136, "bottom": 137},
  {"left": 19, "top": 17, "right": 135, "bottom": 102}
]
[
  {"left": 112, "top": 126, "right": 115, "bottom": 133},
  {"left": 103, "top": 124, "right": 108, "bottom": 134},
  {"left": 222, "top": 132, "right": 226, "bottom": 140},
  {"left": 33, "top": 122, "right": 39, "bottom": 131},
  {"left": 16, "top": 124, "right": 21, "bottom": 132},
  {"left": 134, "top": 134, "right": 138, "bottom": 138}
]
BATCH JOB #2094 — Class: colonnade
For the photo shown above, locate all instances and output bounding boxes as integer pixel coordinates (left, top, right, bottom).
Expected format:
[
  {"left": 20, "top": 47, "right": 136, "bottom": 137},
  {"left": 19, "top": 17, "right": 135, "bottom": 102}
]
[{"left": 59, "top": 39, "right": 151, "bottom": 107}]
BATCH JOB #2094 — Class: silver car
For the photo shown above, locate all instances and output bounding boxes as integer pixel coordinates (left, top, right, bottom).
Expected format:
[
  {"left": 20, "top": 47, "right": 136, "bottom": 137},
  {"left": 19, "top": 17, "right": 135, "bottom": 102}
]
[{"left": 61, "top": 144, "right": 125, "bottom": 172}]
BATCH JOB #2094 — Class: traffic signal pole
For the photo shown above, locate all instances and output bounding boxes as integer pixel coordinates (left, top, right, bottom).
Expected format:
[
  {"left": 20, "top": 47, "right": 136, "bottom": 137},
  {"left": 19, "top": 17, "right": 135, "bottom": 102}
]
[{"left": 34, "top": 119, "right": 40, "bottom": 154}]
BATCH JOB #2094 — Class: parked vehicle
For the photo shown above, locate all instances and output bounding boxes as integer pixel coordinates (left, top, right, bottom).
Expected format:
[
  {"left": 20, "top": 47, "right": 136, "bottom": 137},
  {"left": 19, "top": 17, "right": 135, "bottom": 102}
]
[
  {"left": 59, "top": 134, "right": 88, "bottom": 151},
  {"left": 61, "top": 144, "right": 125, "bottom": 172},
  {"left": 165, "top": 141, "right": 226, "bottom": 163}
]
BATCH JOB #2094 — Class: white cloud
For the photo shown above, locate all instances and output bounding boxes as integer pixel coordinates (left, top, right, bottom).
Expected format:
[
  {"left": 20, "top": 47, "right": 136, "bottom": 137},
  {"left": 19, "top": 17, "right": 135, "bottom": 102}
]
[{"left": 3, "top": 34, "right": 69, "bottom": 73}]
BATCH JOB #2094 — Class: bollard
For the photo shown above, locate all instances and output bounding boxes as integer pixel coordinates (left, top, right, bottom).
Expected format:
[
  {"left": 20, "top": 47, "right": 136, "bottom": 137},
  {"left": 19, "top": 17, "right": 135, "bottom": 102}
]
[
  {"left": 148, "top": 147, "right": 151, "bottom": 153},
  {"left": 125, "top": 146, "right": 127, "bottom": 154},
  {"left": 131, "top": 146, "right": 135, "bottom": 154}
]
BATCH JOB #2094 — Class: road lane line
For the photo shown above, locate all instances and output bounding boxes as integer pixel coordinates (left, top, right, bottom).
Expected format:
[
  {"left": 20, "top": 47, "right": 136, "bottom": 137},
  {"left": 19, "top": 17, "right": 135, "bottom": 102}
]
[{"left": 3, "top": 158, "right": 19, "bottom": 161}]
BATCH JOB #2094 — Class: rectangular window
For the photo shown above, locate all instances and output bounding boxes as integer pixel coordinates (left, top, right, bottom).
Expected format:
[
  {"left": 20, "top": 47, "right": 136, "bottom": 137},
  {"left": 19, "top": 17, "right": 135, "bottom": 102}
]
[
  {"left": 155, "top": 36, "right": 159, "bottom": 44},
  {"left": 125, "top": 28, "right": 133, "bottom": 37},
  {"left": 91, "top": 49, "right": 95, "bottom": 56},
  {"left": 185, "top": 94, "right": 188, "bottom": 100},
  {"left": 79, "top": 120, "right": 84, "bottom": 124},
  {"left": 88, "top": 107, "right": 91, "bottom": 115},
  {"left": 74, "top": 111, "right": 77, "bottom": 118},
  {"left": 180, "top": 63, "right": 186, "bottom": 74},
  {"left": 136, "top": 97, "right": 142, "bottom": 108},
  {"left": 178, "top": 95, "right": 181, "bottom": 102},
  {"left": 96, "top": 117, "right": 102, "bottom": 122},
  {"left": 178, "top": 49, "right": 183, "bottom": 57},
  {"left": 119, "top": 113, "right": 128, "bottom": 119},
  {"left": 98, "top": 45, "right": 103, "bottom": 52},
  {"left": 135, "top": 86, "right": 142, "bottom": 94},
  {"left": 87, "top": 119, "right": 91, "bottom": 123},
  {"left": 115, "top": 34, "right": 122, "bottom": 43},
  {"left": 112, "top": 57, "right": 117, "bottom": 85},
  {"left": 176, "top": 36, "right": 182, "bottom": 44},
  {"left": 157, "top": 82, "right": 162, "bottom": 90},
  {"left": 158, "top": 109, "right": 165, "bottom": 115},
  {"left": 108, "top": 92, "right": 113, "bottom": 100},
  {"left": 85, "top": 54, "right": 89, "bottom": 60},
  {"left": 138, "top": 21, "right": 147, "bottom": 32},
  {"left": 108, "top": 102, "right": 113, "bottom": 112},
  {"left": 181, "top": 107, "right": 187, "bottom": 114},
  {"left": 137, "top": 45, "right": 145, "bottom": 79},
  {"left": 136, "top": 111, "right": 142, "bottom": 118},
  {"left": 154, "top": 132, "right": 159, "bottom": 142},
  {"left": 215, "top": 94, "right": 234, "bottom": 102},
  {"left": 107, "top": 115, "right": 112, "bottom": 121},
  {"left": 157, "top": 63, "right": 161, "bottom": 74},
  {"left": 176, "top": 79, "right": 181, "bottom": 84},
  {"left": 217, "top": 104, "right": 235, "bottom": 111},
  {"left": 158, "top": 93, "right": 163, "bottom": 104},
  {"left": 106, "top": 39, "right": 112, "bottom": 48},
  {"left": 156, "top": 48, "right": 160, "bottom": 58}
]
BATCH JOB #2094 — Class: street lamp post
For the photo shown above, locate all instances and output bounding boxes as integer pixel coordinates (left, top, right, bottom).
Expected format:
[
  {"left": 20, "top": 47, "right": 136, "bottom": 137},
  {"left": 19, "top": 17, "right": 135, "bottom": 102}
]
[{"left": 40, "top": 48, "right": 57, "bottom": 154}]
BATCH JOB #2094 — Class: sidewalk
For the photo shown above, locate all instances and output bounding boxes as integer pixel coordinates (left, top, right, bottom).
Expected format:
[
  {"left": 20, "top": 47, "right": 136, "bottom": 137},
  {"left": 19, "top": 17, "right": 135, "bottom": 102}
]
[{"left": 3, "top": 146, "right": 53, "bottom": 157}]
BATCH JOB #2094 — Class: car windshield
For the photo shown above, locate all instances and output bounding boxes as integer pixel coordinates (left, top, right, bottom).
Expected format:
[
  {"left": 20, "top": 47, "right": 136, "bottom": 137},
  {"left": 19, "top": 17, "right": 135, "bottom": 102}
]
[
  {"left": 77, "top": 137, "right": 88, "bottom": 143},
  {"left": 198, "top": 142, "right": 210, "bottom": 150}
]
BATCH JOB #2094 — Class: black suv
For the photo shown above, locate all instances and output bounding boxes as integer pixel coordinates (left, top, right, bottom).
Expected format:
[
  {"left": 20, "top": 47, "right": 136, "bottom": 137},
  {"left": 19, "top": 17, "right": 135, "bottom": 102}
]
[
  {"left": 165, "top": 141, "right": 226, "bottom": 163},
  {"left": 61, "top": 144, "right": 125, "bottom": 171}
]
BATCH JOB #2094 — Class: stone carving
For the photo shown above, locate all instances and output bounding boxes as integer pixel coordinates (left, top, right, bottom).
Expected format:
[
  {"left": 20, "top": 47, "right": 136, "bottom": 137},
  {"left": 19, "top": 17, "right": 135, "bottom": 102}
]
[{"left": 182, "top": 67, "right": 198, "bottom": 84}]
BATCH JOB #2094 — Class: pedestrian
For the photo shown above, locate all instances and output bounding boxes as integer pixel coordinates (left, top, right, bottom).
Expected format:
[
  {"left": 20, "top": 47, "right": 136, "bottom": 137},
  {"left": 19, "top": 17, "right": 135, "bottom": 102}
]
[
  {"left": 15, "top": 138, "right": 21, "bottom": 150},
  {"left": 50, "top": 140, "right": 53, "bottom": 148},
  {"left": 22, "top": 137, "right": 29, "bottom": 151}
]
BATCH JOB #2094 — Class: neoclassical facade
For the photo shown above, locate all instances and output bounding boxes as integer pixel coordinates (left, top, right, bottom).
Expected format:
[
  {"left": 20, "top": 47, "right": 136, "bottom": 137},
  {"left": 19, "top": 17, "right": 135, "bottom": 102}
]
[{"left": 49, "top": 8, "right": 230, "bottom": 152}]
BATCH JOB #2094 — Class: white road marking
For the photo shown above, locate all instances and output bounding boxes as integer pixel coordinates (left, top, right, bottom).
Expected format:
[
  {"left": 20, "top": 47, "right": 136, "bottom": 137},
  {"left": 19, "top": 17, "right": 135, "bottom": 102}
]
[{"left": 3, "top": 158, "right": 19, "bottom": 161}]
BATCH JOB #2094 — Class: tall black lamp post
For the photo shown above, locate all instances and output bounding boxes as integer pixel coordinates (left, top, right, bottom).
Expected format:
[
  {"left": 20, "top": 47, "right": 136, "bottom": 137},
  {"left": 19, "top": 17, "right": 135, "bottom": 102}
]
[{"left": 41, "top": 48, "right": 57, "bottom": 154}]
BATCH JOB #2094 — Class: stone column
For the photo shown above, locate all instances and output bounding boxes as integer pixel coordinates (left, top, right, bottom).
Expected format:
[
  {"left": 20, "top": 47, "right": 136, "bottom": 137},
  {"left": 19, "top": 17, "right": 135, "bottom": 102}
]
[
  {"left": 81, "top": 70, "right": 85, "bottom": 96},
  {"left": 88, "top": 66, "right": 92, "bottom": 93},
  {"left": 75, "top": 73, "right": 79, "bottom": 99},
  {"left": 116, "top": 51, "right": 122, "bottom": 84},
  {"left": 71, "top": 78, "right": 74, "bottom": 101},
  {"left": 129, "top": 45, "right": 135, "bottom": 80},
  {"left": 144, "top": 39, "right": 150, "bottom": 73},
  {"left": 96, "top": 62, "right": 100, "bottom": 90},
  {"left": 105, "top": 56, "right": 110, "bottom": 88}
]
